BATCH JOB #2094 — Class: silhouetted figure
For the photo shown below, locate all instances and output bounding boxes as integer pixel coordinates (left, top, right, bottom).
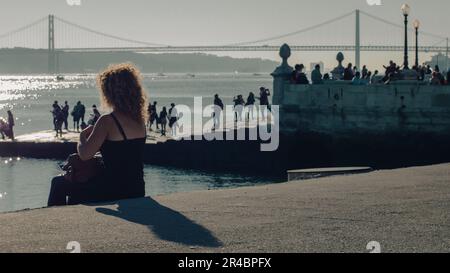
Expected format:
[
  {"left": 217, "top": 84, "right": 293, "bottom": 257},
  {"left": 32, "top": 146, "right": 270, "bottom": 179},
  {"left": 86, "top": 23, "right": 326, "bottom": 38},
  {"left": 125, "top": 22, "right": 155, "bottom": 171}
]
[
  {"left": 431, "top": 65, "right": 445, "bottom": 85},
  {"left": 71, "top": 101, "right": 83, "bottom": 132},
  {"left": 0, "top": 118, "right": 7, "bottom": 140},
  {"left": 361, "top": 71, "right": 371, "bottom": 85},
  {"left": 0, "top": 111, "right": 14, "bottom": 141},
  {"left": 418, "top": 65, "right": 426, "bottom": 81},
  {"left": 311, "top": 64, "right": 323, "bottom": 84},
  {"left": 148, "top": 101, "right": 159, "bottom": 131},
  {"left": 89, "top": 105, "right": 101, "bottom": 125},
  {"left": 257, "top": 87, "right": 271, "bottom": 121},
  {"left": 343, "top": 63, "right": 354, "bottom": 81},
  {"left": 362, "top": 65, "right": 368, "bottom": 79},
  {"left": 213, "top": 94, "right": 224, "bottom": 130},
  {"left": 371, "top": 70, "right": 380, "bottom": 84},
  {"left": 323, "top": 73, "right": 330, "bottom": 80},
  {"left": 291, "top": 64, "right": 309, "bottom": 84},
  {"left": 245, "top": 92, "right": 256, "bottom": 121},
  {"left": 383, "top": 60, "right": 397, "bottom": 83},
  {"left": 233, "top": 95, "right": 245, "bottom": 122},
  {"left": 168, "top": 103, "right": 178, "bottom": 136},
  {"left": 51, "top": 101, "right": 60, "bottom": 130},
  {"left": 159, "top": 107, "right": 168, "bottom": 136},
  {"left": 351, "top": 71, "right": 362, "bottom": 85},
  {"left": 53, "top": 105, "right": 64, "bottom": 138},
  {"left": 48, "top": 63, "right": 148, "bottom": 206},
  {"left": 79, "top": 102, "right": 86, "bottom": 123},
  {"left": 6, "top": 110, "right": 14, "bottom": 141},
  {"left": 62, "top": 101, "right": 69, "bottom": 131}
]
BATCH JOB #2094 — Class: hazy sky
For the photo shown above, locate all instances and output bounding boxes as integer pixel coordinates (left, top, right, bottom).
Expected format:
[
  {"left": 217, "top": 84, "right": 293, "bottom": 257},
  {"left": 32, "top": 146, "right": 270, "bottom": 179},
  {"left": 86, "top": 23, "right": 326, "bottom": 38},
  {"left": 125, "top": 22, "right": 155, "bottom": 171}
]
[{"left": 1, "top": 0, "right": 449, "bottom": 70}]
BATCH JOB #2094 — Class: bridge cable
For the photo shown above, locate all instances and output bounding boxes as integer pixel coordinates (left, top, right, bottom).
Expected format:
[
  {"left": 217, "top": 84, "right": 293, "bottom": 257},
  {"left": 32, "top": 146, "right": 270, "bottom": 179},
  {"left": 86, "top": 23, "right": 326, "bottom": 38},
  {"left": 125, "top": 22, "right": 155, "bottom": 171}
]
[
  {"left": 0, "top": 17, "right": 47, "bottom": 40},
  {"left": 360, "top": 10, "right": 446, "bottom": 40},
  {"left": 223, "top": 10, "right": 355, "bottom": 46},
  {"left": 53, "top": 16, "right": 170, "bottom": 47}
]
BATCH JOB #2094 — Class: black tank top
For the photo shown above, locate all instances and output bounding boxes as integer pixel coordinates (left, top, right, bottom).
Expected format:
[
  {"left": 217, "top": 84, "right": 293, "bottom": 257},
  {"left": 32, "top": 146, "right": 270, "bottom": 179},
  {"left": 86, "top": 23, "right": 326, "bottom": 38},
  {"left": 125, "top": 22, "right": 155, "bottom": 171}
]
[{"left": 99, "top": 113, "right": 146, "bottom": 199}]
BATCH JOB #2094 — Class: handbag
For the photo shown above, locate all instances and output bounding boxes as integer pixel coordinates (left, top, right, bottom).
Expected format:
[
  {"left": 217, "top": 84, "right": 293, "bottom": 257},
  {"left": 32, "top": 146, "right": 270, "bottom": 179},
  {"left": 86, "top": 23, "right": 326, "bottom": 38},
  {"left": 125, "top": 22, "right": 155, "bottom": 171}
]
[{"left": 62, "top": 153, "right": 105, "bottom": 183}]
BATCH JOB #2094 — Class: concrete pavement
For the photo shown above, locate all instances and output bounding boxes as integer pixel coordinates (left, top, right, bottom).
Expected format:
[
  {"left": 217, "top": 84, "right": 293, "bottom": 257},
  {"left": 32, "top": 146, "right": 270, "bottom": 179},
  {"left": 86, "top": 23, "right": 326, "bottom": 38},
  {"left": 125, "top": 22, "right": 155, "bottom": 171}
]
[{"left": 0, "top": 163, "right": 449, "bottom": 253}]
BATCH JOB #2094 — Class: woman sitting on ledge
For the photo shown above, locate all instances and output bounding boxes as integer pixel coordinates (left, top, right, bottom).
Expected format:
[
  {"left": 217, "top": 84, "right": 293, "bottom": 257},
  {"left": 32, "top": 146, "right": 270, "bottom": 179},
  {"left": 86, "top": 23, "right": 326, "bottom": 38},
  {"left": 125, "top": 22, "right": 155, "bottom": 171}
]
[{"left": 48, "top": 63, "right": 148, "bottom": 206}]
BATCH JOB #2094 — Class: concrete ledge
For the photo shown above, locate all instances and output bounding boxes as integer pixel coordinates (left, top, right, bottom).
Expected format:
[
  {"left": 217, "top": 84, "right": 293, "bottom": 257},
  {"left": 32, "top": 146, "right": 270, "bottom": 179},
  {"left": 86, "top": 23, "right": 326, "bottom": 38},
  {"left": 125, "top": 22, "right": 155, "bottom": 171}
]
[
  {"left": 0, "top": 163, "right": 449, "bottom": 253},
  {"left": 288, "top": 167, "right": 373, "bottom": 181}
]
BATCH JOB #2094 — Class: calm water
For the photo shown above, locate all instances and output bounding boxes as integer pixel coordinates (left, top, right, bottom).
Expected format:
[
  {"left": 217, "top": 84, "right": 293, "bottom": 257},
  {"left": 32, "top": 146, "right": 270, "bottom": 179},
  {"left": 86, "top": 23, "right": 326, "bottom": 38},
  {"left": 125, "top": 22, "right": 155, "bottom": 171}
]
[{"left": 0, "top": 73, "right": 278, "bottom": 213}]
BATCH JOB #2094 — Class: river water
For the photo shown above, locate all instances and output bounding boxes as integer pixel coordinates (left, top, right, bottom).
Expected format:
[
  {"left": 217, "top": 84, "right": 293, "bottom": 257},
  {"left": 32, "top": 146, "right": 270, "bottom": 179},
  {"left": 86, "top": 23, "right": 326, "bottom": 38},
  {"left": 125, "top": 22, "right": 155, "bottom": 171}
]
[{"left": 0, "top": 73, "right": 280, "bottom": 213}]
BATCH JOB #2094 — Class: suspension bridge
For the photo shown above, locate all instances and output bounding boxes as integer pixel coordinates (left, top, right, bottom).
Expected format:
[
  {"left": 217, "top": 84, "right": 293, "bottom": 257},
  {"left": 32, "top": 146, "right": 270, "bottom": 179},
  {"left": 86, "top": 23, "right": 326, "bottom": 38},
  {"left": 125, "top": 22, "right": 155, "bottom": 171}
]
[{"left": 0, "top": 9, "right": 448, "bottom": 73}]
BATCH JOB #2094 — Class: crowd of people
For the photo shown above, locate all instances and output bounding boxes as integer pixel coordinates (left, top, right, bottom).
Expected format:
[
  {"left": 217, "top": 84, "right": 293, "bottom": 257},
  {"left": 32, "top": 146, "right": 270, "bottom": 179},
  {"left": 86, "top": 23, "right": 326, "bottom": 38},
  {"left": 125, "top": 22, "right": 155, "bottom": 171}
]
[
  {"left": 50, "top": 101, "right": 100, "bottom": 137},
  {"left": 147, "top": 102, "right": 179, "bottom": 136},
  {"left": 291, "top": 61, "right": 450, "bottom": 86},
  {"left": 146, "top": 87, "right": 272, "bottom": 136}
]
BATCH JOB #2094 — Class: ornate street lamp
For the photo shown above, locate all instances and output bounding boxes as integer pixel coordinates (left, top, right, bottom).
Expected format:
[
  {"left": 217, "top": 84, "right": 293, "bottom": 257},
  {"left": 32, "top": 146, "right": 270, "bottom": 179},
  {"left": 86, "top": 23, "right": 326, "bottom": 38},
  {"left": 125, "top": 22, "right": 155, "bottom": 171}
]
[
  {"left": 413, "top": 19, "right": 420, "bottom": 68},
  {"left": 401, "top": 4, "right": 411, "bottom": 69}
]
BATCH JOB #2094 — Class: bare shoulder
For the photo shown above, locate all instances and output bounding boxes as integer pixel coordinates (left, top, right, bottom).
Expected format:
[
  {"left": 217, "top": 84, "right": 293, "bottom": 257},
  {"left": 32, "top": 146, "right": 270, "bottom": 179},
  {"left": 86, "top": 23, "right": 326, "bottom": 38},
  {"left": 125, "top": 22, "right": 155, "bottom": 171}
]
[{"left": 96, "top": 114, "right": 114, "bottom": 129}]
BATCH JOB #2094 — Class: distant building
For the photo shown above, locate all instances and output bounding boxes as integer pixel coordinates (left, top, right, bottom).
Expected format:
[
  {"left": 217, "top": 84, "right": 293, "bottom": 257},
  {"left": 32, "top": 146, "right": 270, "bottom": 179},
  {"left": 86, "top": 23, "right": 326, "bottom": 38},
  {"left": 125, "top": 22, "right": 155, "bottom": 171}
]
[
  {"left": 425, "top": 53, "right": 450, "bottom": 71},
  {"left": 310, "top": 62, "right": 324, "bottom": 72}
]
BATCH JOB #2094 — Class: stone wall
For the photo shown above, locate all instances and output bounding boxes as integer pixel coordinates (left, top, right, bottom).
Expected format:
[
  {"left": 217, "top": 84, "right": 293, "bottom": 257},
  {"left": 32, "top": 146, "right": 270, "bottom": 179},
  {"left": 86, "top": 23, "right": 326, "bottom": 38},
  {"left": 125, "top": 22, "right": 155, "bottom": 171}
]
[
  {"left": 271, "top": 44, "right": 450, "bottom": 136},
  {"left": 280, "top": 82, "right": 450, "bottom": 136}
]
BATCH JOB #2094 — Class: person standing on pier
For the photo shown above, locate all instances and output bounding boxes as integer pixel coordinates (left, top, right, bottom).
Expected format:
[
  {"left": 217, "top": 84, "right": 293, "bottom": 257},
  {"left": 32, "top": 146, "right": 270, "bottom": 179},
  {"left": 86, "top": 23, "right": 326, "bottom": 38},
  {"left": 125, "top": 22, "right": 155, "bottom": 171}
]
[
  {"left": 62, "top": 101, "right": 70, "bottom": 131},
  {"left": 148, "top": 101, "right": 159, "bottom": 132},
  {"left": 71, "top": 101, "right": 83, "bottom": 132},
  {"left": 53, "top": 106, "right": 64, "bottom": 138},
  {"left": 257, "top": 87, "right": 271, "bottom": 121},
  {"left": 233, "top": 95, "right": 245, "bottom": 122},
  {"left": 168, "top": 103, "right": 179, "bottom": 137},
  {"left": 0, "top": 118, "right": 7, "bottom": 140},
  {"left": 245, "top": 92, "right": 255, "bottom": 121},
  {"left": 213, "top": 94, "right": 224, "bottom": 131},
  {"left": 79, "top": 102, "right": 86, "bottom": 124},
  {"left": 159, "top": 107, "right": 168, "bottom": 136},
  {"left": 6, "top": 110, "right": 15, "bottom": 141},
  {"left": 51, "top": 101, "right": 60, "bottom": 130}
]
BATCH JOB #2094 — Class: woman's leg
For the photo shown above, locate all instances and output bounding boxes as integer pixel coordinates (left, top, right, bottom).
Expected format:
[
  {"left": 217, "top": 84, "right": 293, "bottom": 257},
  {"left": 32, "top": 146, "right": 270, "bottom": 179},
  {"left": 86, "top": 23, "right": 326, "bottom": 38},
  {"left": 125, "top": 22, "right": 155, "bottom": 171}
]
[{"left": 48, "top": 176, "right": 70, "bottom": 206}]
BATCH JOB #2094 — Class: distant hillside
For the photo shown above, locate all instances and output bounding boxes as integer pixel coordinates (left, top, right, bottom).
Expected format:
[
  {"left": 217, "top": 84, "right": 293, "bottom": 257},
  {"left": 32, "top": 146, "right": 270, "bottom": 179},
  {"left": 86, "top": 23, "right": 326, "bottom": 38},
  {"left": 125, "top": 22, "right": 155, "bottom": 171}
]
[{"left": 0, "top": 48, "right": 278, "bottom": 74}]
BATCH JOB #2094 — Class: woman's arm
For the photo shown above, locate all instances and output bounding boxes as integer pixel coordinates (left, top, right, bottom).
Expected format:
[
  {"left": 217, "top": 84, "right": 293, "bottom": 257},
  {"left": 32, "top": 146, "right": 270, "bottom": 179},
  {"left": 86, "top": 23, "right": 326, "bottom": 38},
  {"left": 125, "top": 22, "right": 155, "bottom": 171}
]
[{"left": 77, "top": 115, "right": 109, "bottom": 161}]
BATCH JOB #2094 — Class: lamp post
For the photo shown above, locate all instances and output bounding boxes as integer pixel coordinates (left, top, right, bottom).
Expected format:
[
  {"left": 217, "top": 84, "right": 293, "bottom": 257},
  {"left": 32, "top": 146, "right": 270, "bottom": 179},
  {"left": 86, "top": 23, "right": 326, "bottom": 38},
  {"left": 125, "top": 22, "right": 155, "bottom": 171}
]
[
  {"left": 401, "top": 4, "right": 411, "bottom": 70},
  {"left": 413, "top": 19, "right": 420, "bottom": 68}
]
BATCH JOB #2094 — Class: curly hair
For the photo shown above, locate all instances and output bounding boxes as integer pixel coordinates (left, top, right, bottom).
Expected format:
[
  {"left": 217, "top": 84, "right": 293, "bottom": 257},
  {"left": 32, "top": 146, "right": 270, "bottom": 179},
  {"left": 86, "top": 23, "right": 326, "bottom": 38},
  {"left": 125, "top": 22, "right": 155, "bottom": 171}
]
[{"left": 97, "top": 63, "right": 148, "bottom": 123}]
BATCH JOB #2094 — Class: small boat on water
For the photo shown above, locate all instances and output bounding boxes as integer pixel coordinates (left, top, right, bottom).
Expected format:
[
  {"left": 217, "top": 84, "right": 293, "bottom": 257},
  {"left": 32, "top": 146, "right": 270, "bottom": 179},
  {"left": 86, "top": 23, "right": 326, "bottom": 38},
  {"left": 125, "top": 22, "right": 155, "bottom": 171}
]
[
  {"left": 56, "top": 75, "right": 65, "bottom": 81},
  {"left": 186, "top": 73, "right": 195, "bottom": 78}
]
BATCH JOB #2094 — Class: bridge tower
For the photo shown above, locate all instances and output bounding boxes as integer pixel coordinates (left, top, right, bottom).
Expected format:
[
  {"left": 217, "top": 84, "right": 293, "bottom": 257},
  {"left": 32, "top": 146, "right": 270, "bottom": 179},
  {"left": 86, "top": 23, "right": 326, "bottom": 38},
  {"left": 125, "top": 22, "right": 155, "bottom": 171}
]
[
  {"left": 355, "top": 9, "right": 361, "bottom": 70},
  {"left": 48, "top": 14, "right": 57, "bottom": 74}
]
